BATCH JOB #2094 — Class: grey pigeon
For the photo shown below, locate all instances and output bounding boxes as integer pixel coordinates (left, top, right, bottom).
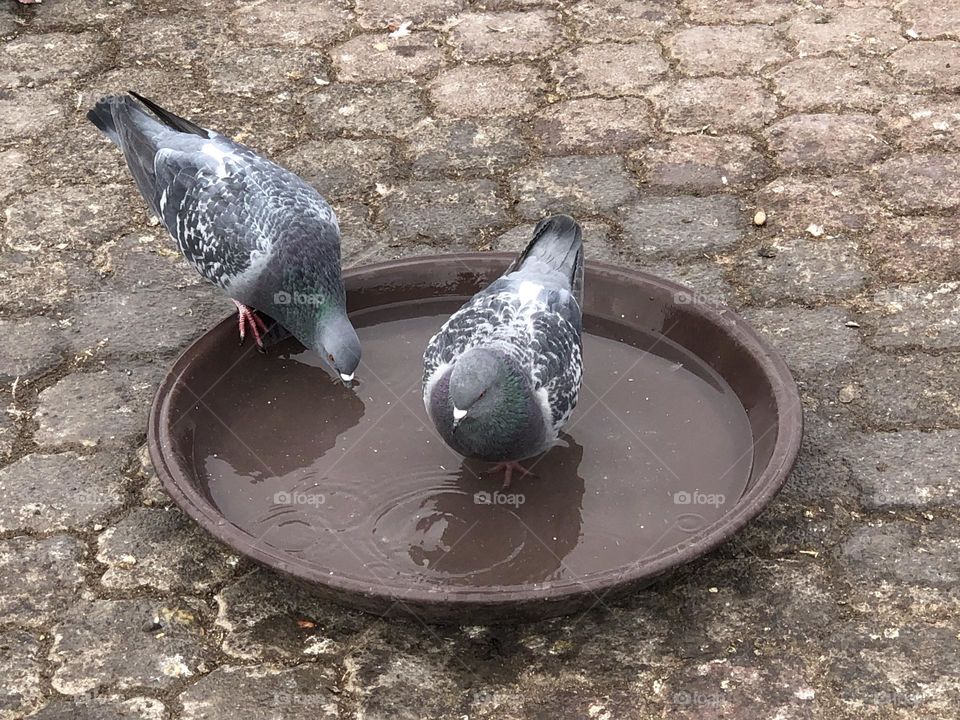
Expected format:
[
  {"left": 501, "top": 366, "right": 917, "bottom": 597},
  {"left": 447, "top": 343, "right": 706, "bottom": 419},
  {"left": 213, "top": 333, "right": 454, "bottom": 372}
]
[
  {"left": 87, "top": 92, "right": 360, "bottom": 382},
  {"left": 422, "top": 215, "right": 584, "bottom": 487}
]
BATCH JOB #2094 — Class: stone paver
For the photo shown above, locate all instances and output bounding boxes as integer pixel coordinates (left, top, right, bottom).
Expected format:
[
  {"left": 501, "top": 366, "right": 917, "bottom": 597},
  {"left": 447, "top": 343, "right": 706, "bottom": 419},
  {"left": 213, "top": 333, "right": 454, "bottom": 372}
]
[
  {"left": 763, "top": 113, "right": 887, "bottom": 171},
  {"left": 379, "top": 179, "right": 509, "bottom": 241},
  {"left": 666, "top": 25, "right": 789, "bottom": 76},
  {"left": 449, "top": 10, "right": 563, "bottom": 61},
  {"left": 642, "top": 135, "right": 772, "bottom": 191},
  {"left": 843, "top": 430, "right": 960, "bottom": 509},
  {"left": 864, "top": 215, "right": 960, "bottom": 282},
  {"left": 889, "top": 41, "right": 960, "bottom": 92},
  {"left": 278, "top": 138, "right": 398, "bottom": 197},
  {"left": 787, "top": 7, "right": 905, "bottom": 57},
  {"left": 179, "top": 665, "right": 340, "bottom": 720},
  {"left": 405, "top": 118, "right": 528, "bottom": 175},
  {"left": 330, "top": 32, "right": 446, "bottom": 83},
  {"left": 511, "top": 155, "right": 638, "bottom": 219},
  {"left": 0, "top": 316, "right": 66, "bottom": 383},
  {"left": 0, "top": 535, "right": 86, "bottom": 628},
  {"left": 735, "top": 237, "right": 870, "bottom": 304},
  {"left": 533, "top": 97, "right": 653, "bottom": 154},
  {"left": 3, "top": 0, "right": 960, "bottom": 716},
  {"left": 49, "top": 598, "right": 209, "bottom": 694},
  {"left": 755, "top": 175, "right": 883, "bottom": 236},
  {"left": 0, "top": 452, "right": 125, "bottom": 533},
  {"left": 875, "top": 152, "right": 960, "bottom": 212},
  {"left": 740, "top": 306, "right": 863, "bottom": 378},
  {"left": 33, "top": 365, "right": 163, "bottom": 448},
  {"left": 881, "top": 94, "right": 960, "bottom": 152},
  {"left": 619, "top": 194, "right": 744, "bottom": 258},
  {"left": 29, "top": 696, "right": 167, "bottom": 720},
  {"left": 0, "top": 631, "right": 44, "bottom": 720},
  {"left": 215, "top": 569, "right": 366, "bottom": 662},
  {"left": 571, "top": 1, "right": 678, "bottom": 41},
  {"left": 896, "top": 0, "right": 960, "bottom": 38},
  {"left": 771, "top": 57, "right": 894, "bottom": 112},
  {"left": 553, "top": 41, "right": 668, "bottom": 98},
  {"left": 650, "top": 77, "right": 777, "bottom": 133},
  {"left": 866, "top": 283, "right": 960, "bottom": 350},
  {"left": 96, "top": 507, "right": 238, "bottom": 593},
  {"left": 305, "top": 83, "right": 428, "bottom": 137},
  {"left": 430, "top": 64, "right": 544, "bottom": 117},
  {"left": 355, "top": 0, "right": 465, "bottom": 29}
]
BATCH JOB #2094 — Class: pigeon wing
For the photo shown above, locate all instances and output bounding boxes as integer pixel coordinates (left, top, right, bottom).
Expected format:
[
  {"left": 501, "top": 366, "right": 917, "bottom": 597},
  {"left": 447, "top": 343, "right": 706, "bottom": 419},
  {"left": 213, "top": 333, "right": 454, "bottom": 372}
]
[{"left": 529, "top": 289, "right": 583, "bottom": 431}]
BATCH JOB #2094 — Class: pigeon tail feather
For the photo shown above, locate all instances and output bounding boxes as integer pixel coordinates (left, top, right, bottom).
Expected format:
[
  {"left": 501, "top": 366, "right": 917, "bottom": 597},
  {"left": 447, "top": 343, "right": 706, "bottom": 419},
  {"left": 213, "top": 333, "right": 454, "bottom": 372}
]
[
  {"left": 86, "top": 95, "right": 127, "bottom": 145},
  {"left": 507, "top": 214, "right": 584, "bottom": 302},
  {"left": 127, "top": 91, "right": 211, "bottom": 137}
]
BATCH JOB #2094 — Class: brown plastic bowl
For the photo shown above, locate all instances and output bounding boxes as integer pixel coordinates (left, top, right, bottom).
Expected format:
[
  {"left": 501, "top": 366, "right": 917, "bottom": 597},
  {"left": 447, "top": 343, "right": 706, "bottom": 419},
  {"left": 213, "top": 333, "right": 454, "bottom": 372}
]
[{"left": 148, "top": 254, "right": 802, "bottom": 624}]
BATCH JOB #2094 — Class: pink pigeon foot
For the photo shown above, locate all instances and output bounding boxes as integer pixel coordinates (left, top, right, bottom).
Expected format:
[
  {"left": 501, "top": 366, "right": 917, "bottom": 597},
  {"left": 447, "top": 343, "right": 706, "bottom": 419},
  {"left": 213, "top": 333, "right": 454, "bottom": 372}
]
[
  {"left": 488, "top": 461, "right": 536, "bottom": 490},
  {"left": 233, "top": 300, "right": 269, "bottom": 350}
]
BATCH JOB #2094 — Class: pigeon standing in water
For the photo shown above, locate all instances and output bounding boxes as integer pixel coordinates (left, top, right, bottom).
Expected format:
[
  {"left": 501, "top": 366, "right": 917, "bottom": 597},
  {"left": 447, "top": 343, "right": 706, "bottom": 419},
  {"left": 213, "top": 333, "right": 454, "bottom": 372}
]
[
  {"left": 87, "top": 92, "right": 360, "bottom": 383},
  {"left": 423, "top": 215, "right": 585, "bottom": 487}
]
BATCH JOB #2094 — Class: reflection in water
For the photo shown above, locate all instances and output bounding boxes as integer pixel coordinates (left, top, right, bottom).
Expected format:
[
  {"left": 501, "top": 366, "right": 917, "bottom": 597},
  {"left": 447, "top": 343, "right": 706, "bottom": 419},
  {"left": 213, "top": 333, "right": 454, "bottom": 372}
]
[{"left": 387, "top": 436, "right": 585, "bottom": 585}]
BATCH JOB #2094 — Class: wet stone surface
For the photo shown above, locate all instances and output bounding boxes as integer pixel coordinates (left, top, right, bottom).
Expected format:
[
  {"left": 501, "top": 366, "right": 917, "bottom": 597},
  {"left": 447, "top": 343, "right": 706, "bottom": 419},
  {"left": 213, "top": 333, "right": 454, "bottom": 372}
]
[{"left": 2, "top": 0, "right": 959, "bottom": 716}]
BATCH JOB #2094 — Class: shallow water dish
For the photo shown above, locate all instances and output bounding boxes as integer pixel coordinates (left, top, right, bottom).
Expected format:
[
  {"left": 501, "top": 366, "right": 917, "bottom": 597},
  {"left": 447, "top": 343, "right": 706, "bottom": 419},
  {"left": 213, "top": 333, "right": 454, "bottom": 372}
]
[{"left": 149, "top": 254, "right": 803, "bottom": 623}]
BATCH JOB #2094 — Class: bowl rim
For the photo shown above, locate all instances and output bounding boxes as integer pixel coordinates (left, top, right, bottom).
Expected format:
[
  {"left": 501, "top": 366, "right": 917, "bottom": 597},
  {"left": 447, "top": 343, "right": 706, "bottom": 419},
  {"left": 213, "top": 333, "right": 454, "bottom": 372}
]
[{"left": 149, "top": 253, "right": 803, "bottom": 611}]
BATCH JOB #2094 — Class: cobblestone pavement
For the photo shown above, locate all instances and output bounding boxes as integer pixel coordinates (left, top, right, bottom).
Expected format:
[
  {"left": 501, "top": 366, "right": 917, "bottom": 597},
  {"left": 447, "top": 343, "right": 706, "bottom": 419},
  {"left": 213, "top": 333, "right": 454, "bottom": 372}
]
[{"left": 2, "top": 0, "right": 960, "bottom": 718}]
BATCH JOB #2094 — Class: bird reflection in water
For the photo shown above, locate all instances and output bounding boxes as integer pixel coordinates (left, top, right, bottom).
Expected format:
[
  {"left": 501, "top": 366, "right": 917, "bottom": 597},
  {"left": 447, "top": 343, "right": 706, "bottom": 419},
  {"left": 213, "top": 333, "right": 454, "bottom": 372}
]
[{"left": 404, "top": 435, "right": 586, "bottom": 586}]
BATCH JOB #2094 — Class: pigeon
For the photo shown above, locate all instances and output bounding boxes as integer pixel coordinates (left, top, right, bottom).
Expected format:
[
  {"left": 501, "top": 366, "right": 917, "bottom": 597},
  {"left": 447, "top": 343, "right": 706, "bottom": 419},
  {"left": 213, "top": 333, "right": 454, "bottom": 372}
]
[
  {"left": 422, "top": 215, "right": 584, "bottom": 487},
  {"left": 87, "top": 91, "right": 360, "bottom": 383}
]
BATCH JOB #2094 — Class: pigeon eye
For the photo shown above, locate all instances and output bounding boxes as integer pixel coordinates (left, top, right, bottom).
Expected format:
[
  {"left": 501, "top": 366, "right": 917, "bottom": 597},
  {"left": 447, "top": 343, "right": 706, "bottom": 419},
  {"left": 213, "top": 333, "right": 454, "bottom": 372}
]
[{"left": 327, "top": 353, "right": 335, "bottom": 363}]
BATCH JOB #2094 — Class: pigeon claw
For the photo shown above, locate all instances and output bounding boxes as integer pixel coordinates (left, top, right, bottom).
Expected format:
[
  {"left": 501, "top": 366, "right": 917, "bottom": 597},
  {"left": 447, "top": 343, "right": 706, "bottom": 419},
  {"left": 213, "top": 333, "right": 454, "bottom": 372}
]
[
  {"left": 488, "top": 461, "right": 536, "bottom": 490},
  {"left": 233, "top": 300, "right": 268, "bottom": 350}
]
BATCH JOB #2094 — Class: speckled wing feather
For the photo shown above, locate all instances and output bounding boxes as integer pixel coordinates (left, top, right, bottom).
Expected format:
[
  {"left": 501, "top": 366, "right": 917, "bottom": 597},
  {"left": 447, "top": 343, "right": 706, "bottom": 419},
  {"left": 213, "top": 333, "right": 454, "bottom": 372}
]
[
  {"left": 89, "top": 94, "right": 340, "bottom": 293},
  {"left": 153, "top": 141, "right": 339, "bottom": 291},
  {"left": 423, "top": 277, "right": 583, "bottom": 433},
  {"left": 528, "top": 288, "right": 583, "bottom": 430}
]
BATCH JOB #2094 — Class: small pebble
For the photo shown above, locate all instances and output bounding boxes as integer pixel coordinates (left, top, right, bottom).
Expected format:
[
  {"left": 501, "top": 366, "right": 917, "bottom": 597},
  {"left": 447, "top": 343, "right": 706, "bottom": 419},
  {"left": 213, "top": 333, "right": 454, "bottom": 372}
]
[
  {"left": 838, "top": 384, "right": 858, "bottom": 403},
  {"left": 753, "top": 209, "right": 767, "bottom": 226}
]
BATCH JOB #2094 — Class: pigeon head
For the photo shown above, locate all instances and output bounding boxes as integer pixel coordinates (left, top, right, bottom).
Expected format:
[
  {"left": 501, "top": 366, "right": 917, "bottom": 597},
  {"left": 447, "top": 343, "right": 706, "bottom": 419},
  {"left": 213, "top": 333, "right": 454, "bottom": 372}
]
[
  {"left": 449, "top": 347, "right": 523, "bottom": 430},
  {"left": 317, "top": 311, "right": 361, "bottom": 384}
]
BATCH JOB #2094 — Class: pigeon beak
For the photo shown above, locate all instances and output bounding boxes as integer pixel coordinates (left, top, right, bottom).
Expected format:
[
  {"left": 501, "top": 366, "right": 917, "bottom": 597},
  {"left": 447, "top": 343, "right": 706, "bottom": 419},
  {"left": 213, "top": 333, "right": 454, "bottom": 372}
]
[
  {"left": 452, "top": 406, "right": 467, "bottom": 430},
  {"left": 339, "top": 372, "right": 354, "bottom": 385}
]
